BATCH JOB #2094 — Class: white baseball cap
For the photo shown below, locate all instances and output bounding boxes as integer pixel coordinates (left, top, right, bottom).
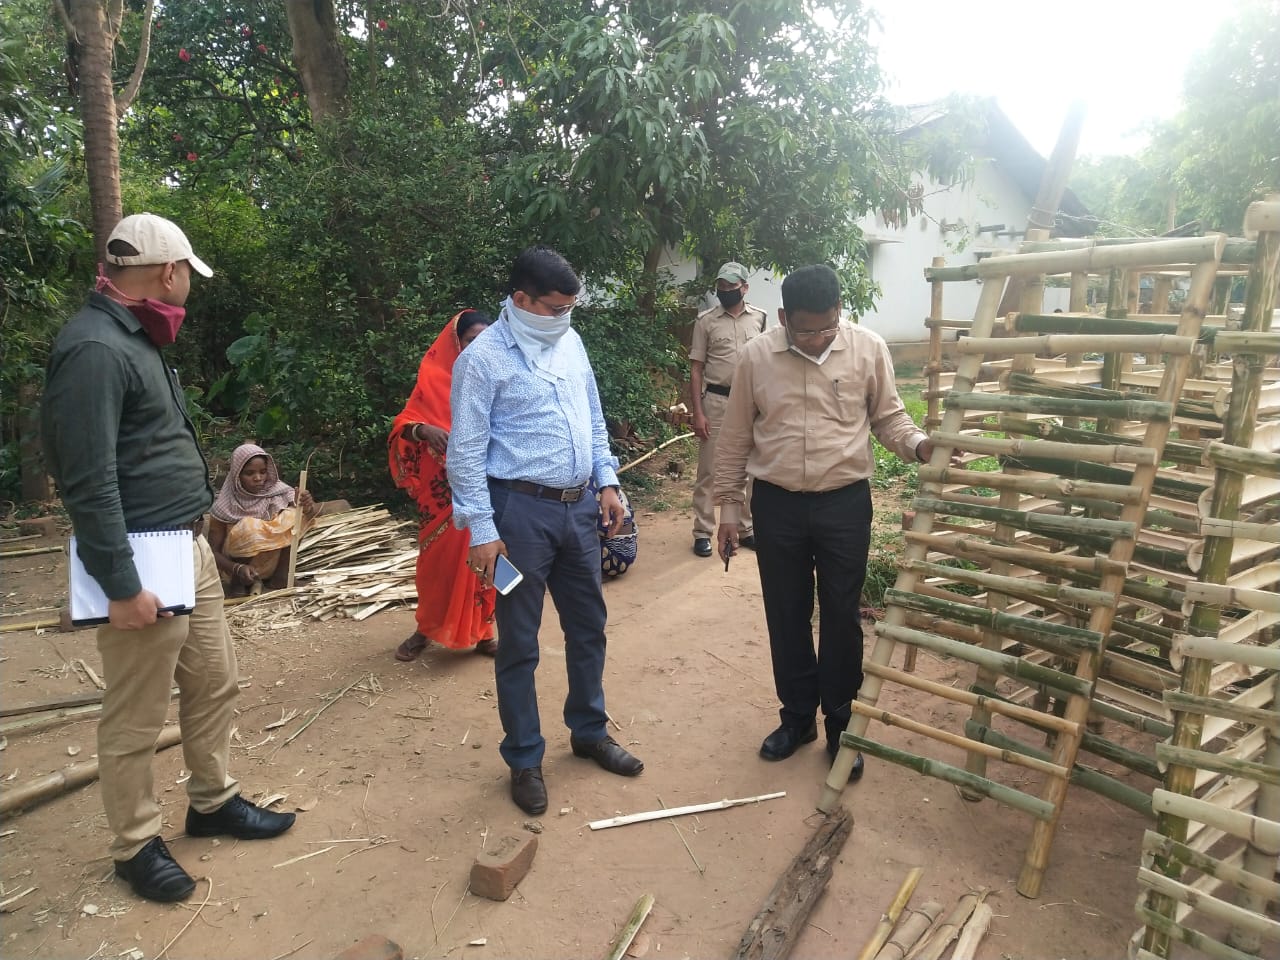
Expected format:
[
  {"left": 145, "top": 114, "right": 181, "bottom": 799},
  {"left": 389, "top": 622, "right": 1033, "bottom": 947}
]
[{"left": 104, "top": 213, "right": 213, "bottom": 277}]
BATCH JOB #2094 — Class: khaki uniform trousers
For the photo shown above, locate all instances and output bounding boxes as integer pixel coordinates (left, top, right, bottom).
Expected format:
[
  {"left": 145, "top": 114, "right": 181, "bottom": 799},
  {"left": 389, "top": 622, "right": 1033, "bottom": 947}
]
[
  {"left": 96, "top": 534, "right": 240, "bottom": 860},
  {"left": 692, "top": 390, "right": 753, "bottom": 539}
]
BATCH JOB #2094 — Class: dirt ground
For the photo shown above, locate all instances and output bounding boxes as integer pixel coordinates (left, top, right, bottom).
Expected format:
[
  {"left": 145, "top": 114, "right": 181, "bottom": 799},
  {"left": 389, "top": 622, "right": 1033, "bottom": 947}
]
[{"left": 0, "top": 478, "right": 1151, "bottom": 960}]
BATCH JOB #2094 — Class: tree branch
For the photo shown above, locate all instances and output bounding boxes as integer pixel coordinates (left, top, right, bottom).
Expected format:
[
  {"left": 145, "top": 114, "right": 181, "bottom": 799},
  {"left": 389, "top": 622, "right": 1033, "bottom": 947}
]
[
  {"left": 115, "top": 0, "right": 156, "bottom": 115},
  {"left": 52, "top": 0, "right": 77, "bottom": 44}
]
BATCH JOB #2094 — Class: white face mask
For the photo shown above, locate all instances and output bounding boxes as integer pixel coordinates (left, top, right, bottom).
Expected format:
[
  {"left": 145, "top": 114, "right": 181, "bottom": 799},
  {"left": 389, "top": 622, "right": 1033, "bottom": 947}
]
[
  {"left": 502, "top": 296, "right": 573, "bottom": 381},
  {"left": 507, "top": 297, "right": 572, "bottom": 341}
]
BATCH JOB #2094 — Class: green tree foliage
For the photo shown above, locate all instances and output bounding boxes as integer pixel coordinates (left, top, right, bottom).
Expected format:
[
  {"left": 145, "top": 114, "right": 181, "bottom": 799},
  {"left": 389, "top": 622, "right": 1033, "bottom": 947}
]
[{"left": 1073, "top": 0, "right": 1279, "bottom": 236}]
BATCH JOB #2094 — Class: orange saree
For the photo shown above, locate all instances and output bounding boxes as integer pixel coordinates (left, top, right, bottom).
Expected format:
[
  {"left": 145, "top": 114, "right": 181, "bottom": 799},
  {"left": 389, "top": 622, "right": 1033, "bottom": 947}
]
[{"left": 388, "top": 314, "right": 496, "bottom": 649}]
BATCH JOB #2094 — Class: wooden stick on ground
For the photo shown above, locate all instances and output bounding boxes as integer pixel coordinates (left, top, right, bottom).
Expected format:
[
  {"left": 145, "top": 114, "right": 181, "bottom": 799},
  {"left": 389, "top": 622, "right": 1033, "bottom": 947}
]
[
  {"left": 589, "top": 791, "right": 786, "bottom": 831},
  {"left": 0, "top": 724, "right": 182, "bottom": 818},
  {"left": 617, "top": 432, "right": 695, "bottom": 475},
  {"left": 277, "top": 674, "right": 369, "bottom": 750},
  {"left": 856, "top": 867, "right": 924, "bottom": 960},
  {"left": 286, "top": 463, "right": 310, "bottom": 590},
  {"left": 875, "top": 900, "right": 943, "bottom": 960},
  {"left": 602, "top": 893, "right": 655, "bottom": 960},
  {"left": 734, "top": 807, "right": 852, "bottom": 960}
]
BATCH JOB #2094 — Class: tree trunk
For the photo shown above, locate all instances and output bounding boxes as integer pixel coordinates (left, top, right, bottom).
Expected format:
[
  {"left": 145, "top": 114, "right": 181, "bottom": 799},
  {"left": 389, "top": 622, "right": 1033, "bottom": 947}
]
[
  {"left": 283, "top": 0, "right": 351, "bottom": 123},
  {"left": 68, "top": 0, "right": 123, "bottom": 262}
]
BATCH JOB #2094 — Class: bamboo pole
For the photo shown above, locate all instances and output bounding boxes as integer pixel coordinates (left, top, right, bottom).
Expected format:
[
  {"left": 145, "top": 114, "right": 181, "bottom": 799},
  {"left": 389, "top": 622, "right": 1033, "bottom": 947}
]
[
  {"left": 1134, "top": 904, "right": 1258, "bottom": 960},
  {"left": 906, "top": 889, "right": 987, "bottom": 960},
  {"left": 1163, "top": 690, "right": 1280, "bottom": 736},
  {"left": 844, "top": 733, "right": 1053, "bottom": 820},
  {"left": 863, "top": 662, "right": 1078, "bottom": 734},
  {"left": 1199, "top": 517, "right": 1280, "bottom": 543},
  {"left": 947, "top": 389, "right": 1173, "bottom": 421},
  {"left": 931, "top": 430, "right": 1158, "bottom": 466},
  {"left": 950, "top": 901, "right": 994, "bottom": 960},
  {"left": 849, "top": 700, "right": 1067, "bottom": 778},
  {"left": 1141, "top": 831, "right": 1280, "bottom": 904},
  {"left": 955, "top": 332, "right": 1195, "bottom": 358},
  {"left": 603, "top": 894, "right": 655, "bottom": 960},
  {"left": 286, "top": 465, "right": 310, "bottom": 590},
  {"left": 589, "top": 792, "right": 786, "bottom": 830},
  {"left": 980, "top": 235, "right": 1226, "bottom": 280},
  {"left": 1171, "top": 633, "right": 1280, "bottom": 670},
  {"left": 965, "top": 722, "right": 1154, "bottom": 815},
  {"left": 900, "top": 558, "right": 1115, "bottom": 607},
  {"left": 1213, "top": 330, "right": 1280, "bottom": 354},
  {"left": 0, "top": 544, "right": 63, "bottom": 558},
  {"left": 856, "top": 867, "right": 924, "bottom": 960},
  {"left": 1184, "top": 582, "right": 1280, "bottom": 615},
  {"left": 617, "top": 432, "right": 695, "bottom": 475},
  {"left": 917, "top": 466, "right": 1145, "bottom": 505},
  {"left": 911, "top": 495, "right": 1135, "bottom": 540},
  {"left": 1204, "top": 442, "right": 1280, "bottom": 480},
  {"left": 1, "top": 725, "right": 182, "bottom": 817},
  {"left": 1155, "top": 744, "right": 1280, "bottom": 788},
  {"left": 1137, "top": 868, "right": 1280, "bottom": 944},
  {"left": 926, "top": 256, "right": 946, "bottom": 434},
  {"left": 884, "top": 591, "right": 1103, "bottom": 657},
  {"left": 875, "top": 900, "right": 943, "bottom": 960},
  {"left": 904, "top": 530, "right": 1127, "bottom": 579},
  {"left": 1152, "top": 789, "right": 1280, "bottom": 855}
]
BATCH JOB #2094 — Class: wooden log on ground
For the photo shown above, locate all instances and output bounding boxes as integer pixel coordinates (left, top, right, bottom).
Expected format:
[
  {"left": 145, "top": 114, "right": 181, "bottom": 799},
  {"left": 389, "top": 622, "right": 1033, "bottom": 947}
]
[
  {"left": 0, "top": 687, "right": 180, "bottom": 737},
  {"left": 733, "top": 808, "right": 852, "bottom": 960},
  {"left": 0, "top": 725, "right": 182, "bottom": 818},
  {"left": 856, "top": 866, "right": 924, "bottom": 960}
]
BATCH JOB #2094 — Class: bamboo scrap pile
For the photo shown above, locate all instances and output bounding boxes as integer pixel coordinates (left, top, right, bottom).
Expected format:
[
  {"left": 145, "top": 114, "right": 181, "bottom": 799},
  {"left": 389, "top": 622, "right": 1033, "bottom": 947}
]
[
  {"left": 822, "top": 204, "right": 1280, "bottom": 907},
  {"left": 226, "top": 505, "right": 419, "bottom": 630}
]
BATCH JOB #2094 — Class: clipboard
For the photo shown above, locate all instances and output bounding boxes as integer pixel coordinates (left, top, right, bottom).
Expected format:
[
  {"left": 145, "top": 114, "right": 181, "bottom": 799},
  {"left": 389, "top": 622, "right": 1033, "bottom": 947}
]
[{"left": 68, "top": 529, "right": 196, "bottom": 626}]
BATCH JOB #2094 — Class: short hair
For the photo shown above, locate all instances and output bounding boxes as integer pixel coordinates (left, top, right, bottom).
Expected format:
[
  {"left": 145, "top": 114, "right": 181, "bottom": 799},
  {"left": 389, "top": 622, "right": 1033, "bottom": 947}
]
[
  {"left": 104, "top": 238, "right": 141, "bottom": 280},
  {"left": 780, "top": 264, "right": 841, "bottom": 318},
  {"left": 456, "top": 309, "right": 492, "bottom": 337},
  {"left": 508, "top": 245, "right": 581, "bottom": 298}
]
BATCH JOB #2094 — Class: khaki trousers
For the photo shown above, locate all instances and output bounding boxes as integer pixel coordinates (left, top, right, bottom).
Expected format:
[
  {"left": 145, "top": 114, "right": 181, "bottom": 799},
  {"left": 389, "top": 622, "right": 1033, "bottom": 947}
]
[
  {"left": 96, "top": 534, "right": 240, "bottom": 860},
  {"left": 692, "top": 390, "right": 753, "bottom": 539}
]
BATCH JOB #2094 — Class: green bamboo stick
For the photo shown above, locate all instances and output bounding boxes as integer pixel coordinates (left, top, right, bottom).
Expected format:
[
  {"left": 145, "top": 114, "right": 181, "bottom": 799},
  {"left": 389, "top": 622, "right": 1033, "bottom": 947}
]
[
  {"left": 1155, "top": 743, "right": 1280, "bottom": 787},
  {"left": 885, "top": 589, "right": 1103, "bottom": 652},
  {"left": 1204, "top": 441, "right": 1280, "bottom": 480},
  {"left": 1162, "top": 690, "right": 1280, "bottom": 735},
  {"left": 1213, "top": 330, "right": 1280, "bottom": 354},
  {"left": 1140, "top": 831, "right": 1280, "bottom": 903},
  {"left": 945, "top": 391, "right": 1173, "bottom": 421},
  {"left": 1134, "top": 905, "right": 1258, "bottom": 960},
  {"left": 900, "top": 558, "right": 1116, "bottom": 607},
  {"left": 974, "top": 683, "right": 1174, "bottom": 739},
  {"left": 1001, "top": 455, "right": 1208, "bottom": 502},
  {"left": 841, "top": 733, "right": 1054, "bottom": 820},
  {"left": 932, "top": 430, "right": 1157, "bottom": 466},
  {"left": 1078, "top": 730, "right": 1161, "bottom": 780},
  {"left": 964, "top": 721, "right": 1154, "bottom": 816},
  {"left": 876, "top": 621, "right": 1093, "bottom": 697},
  {"left": 911, "top": 495, "right": 1135, "bottom": 540},
  {"left": 1014, "top": 313, "right": 1221, "bottom": 342}
]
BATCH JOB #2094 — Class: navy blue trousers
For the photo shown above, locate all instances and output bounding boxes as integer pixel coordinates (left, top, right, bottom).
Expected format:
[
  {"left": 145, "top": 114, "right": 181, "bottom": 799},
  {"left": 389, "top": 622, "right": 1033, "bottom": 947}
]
[
  {"left": 752, "top": 478, "right": 872, "bottom": 744},
  {"left": 490, "top": 483, "right": 609, "bottom": 769}
]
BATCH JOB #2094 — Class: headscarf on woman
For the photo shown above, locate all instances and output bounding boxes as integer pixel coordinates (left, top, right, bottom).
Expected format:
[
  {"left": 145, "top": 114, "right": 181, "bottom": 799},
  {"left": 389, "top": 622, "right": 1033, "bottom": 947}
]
[{"left": 211, "top": 443, "right": 295, "bottom": 523}]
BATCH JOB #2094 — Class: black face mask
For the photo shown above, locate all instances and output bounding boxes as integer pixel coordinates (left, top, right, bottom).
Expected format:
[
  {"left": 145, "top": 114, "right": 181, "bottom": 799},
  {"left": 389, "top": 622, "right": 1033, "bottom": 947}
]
[{"left": 717, "top": 287, "right": 744, "bottom": 309}]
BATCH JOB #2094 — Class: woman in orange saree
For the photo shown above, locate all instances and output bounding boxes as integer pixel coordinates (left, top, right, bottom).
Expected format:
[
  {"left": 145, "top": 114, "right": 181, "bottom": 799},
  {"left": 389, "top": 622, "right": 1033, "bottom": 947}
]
[{"left": 389, "top": 310, "right": 497, "bottom": 660}]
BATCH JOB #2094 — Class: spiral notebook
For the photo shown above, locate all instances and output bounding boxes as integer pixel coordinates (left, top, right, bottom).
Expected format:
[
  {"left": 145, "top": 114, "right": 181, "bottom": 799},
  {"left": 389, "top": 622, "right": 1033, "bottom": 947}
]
[{"left": 68, "top": 529, "right": 196, "bottom": 626}]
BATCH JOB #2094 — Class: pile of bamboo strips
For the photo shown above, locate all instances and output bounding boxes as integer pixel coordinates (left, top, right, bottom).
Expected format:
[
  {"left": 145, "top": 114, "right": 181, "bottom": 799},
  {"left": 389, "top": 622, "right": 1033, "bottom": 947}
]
[
  {"left": 824, "top": 209, "right": 1280, "bottom": 913},
  {"left": 225, "top": 505, "right": 419, "bottom": 631}
]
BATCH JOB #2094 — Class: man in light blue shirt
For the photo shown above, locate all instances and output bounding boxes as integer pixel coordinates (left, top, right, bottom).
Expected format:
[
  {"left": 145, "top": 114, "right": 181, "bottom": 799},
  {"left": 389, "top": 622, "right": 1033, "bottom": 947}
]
[{"left": 447, "top": 245, "right": 645, "bottom": 815}]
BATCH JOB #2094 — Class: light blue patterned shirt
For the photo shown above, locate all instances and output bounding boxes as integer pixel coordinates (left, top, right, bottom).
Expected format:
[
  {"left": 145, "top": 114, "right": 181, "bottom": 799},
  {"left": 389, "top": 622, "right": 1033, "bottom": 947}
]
[{"left": 447, "top": 317, "right": 620, "bottom": 546}]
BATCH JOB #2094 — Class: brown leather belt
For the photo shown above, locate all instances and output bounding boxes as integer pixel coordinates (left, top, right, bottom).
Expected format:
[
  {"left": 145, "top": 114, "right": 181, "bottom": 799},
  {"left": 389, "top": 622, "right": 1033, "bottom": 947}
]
[
  {"left": 704, "top": 382, "right": 731, "bottom": 397},
  {"left": 490, "top": 478, "right": 588, "bottom": 503}
]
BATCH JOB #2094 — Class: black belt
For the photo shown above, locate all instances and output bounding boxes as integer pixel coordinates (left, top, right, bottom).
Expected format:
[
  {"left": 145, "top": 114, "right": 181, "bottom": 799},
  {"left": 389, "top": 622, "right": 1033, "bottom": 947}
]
[
  {"left": 704, "top": 382, "right": 731, "bottom": 397},
  {"left": 490, "top": 478, "right": 588, "bottom": 503}
]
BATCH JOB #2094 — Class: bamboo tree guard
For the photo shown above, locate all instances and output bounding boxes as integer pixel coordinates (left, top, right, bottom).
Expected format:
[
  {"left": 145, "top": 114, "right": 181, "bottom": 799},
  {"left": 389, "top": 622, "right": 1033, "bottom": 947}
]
[
  {"left": 820, "top": 232, "right": 1231, "bottom": 902},
  {"left": 1138, "top": 199, "right": 1280, "bottom": 959}
]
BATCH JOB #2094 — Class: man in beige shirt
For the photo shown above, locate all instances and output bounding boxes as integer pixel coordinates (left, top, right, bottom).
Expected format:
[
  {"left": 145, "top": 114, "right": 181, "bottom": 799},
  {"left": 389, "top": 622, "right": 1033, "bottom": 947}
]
[
  {"left": 688, "top": 261, "right": 768, "bottom": 557},
  {"left": 714, "top": 264, "right": 934, "bottom": 778}
]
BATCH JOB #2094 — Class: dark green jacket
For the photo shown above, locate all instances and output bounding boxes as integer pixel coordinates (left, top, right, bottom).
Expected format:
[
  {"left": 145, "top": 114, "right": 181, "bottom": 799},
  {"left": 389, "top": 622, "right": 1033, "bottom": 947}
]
[{"left": 41, "top": 292, "right": 214, "bottom": 600}]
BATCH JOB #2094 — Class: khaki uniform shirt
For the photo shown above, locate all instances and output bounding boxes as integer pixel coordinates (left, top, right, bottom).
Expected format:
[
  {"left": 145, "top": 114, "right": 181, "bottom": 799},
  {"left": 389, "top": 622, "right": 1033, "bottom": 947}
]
[
  {"left": 714, "top": 320, "right": 927, "bottom": 523},
  {"left": 689, "top": 301, "right": 769, "bottom": 389}
]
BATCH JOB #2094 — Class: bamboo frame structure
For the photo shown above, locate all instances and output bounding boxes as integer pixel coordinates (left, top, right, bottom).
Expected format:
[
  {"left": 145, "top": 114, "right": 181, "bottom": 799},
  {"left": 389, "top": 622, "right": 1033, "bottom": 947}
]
[{"left": 830, "top": 221, "right": 1279, "bottom": 911}]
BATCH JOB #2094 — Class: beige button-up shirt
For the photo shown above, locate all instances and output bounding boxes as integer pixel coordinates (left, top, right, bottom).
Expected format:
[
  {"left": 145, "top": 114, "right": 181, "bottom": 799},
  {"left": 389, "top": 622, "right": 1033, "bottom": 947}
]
[
  {"left": 714, "top": 320, "right": 927, "bottom": 522},
  {"left": 689, "top": 302, "right": 769, "bottom": 388}
]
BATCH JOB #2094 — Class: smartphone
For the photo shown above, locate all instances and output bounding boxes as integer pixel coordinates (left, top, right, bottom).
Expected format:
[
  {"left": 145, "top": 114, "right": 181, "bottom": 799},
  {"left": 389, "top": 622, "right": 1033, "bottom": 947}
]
[{"left": 493, "top": 554, "right": 524, "bottom": 595}]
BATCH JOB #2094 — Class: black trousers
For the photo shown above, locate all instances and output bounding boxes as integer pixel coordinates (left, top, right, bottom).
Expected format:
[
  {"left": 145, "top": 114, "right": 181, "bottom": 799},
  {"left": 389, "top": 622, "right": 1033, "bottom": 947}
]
[{"left": 752, "top": 478, "right": 872, "bottom": 743}]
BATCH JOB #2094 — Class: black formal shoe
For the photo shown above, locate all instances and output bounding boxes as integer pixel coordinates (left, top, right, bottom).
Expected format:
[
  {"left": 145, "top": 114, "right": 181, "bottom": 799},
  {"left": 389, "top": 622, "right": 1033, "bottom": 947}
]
[
  {"left": 186, "top": 794, "right": 296, "bottom": 840},
  {"left": 693, "top": 538, "right": 713, "bottom": 557},
  {"left": 826, "top": 740, "right": 866, "bottom": 782},
  {"left": 570, "top": 735, "right": 644, "bottom": 776},
  {"left": 114, "top": 836, "right": 196, "bottom": 903},
  {"left": 511, "top": 766, "right": 548, "bottom": 815},
  {"left": 739, "top": 534, "right": 756, "bottom": 550},
  {"left": 759, "top": 721, "right": 818, "bottom": 761}
]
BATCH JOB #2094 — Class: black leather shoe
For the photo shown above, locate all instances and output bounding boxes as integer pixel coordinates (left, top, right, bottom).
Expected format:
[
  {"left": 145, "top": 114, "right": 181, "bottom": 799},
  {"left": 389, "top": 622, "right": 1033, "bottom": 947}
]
[
  {"left": 511, "top": 766, "right": 547, "bottom": 815},
  {"left": 114, "top": 836, "right": 196, "bottom": 903},
  {"left": 759, "top": 721, "right": 818, "bottom": 760},
  {"left": 739, "top": 534, "right": 756, "bottom": 550},
  {"left": 827, "top": 740, "right": 866, "bottom": 782},
  {"left": 571, "top": 735, "right": 644, "bottom": 776},
  {"left": 186, "top": 794, "right": 296, "bottom": 840},
  {"left": 693, "top": 538, "right": 712, "bottom": 557}
]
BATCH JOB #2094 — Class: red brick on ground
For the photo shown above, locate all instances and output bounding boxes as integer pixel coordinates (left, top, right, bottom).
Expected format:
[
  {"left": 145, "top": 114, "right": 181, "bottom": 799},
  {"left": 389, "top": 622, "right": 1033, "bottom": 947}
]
[{"left": 469, "top": 832, "right": 538, "bottom": 901}]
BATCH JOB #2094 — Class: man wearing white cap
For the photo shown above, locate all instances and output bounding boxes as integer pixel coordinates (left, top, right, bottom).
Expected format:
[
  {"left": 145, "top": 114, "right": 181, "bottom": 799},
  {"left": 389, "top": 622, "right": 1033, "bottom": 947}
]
[
  {"left": 41, "top": 214, "right": 296, "bottom": 903},
  {"left": 687, "top": 261, "right": 767, "bottom": 557}
]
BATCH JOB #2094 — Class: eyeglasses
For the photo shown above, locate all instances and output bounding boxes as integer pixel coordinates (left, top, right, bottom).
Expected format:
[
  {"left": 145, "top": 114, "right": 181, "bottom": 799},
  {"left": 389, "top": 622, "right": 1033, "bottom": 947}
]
[
  {"left": 789, "top": 325, "right": 840, "bottom": 340},
  {"left": 534, "top": 296, "right": 577, "bottom": 317}
]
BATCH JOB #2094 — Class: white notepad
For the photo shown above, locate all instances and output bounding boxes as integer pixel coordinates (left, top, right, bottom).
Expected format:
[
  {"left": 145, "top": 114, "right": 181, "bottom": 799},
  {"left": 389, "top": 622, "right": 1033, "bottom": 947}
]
[{"left": 68, "top": 529, "right": 196, "bottom": 626}]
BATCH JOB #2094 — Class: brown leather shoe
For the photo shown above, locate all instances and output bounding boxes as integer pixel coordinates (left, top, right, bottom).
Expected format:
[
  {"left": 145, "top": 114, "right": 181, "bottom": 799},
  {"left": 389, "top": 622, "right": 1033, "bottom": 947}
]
[
  {"left": 511, "top": 766, "right": 547, "bottom": 815},
  {"left": 570, "top": 735, "right": 644, "bottom": 776}
]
